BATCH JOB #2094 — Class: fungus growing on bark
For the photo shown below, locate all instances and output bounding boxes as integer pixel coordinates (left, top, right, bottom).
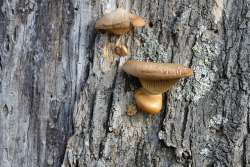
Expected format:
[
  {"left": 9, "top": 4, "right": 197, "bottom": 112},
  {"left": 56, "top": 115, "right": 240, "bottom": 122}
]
[
  {"left": 134, "top": 88, "right": 162, "bottom": 114},
  {"left": 102, "top": 43, "right": 128, "bottom": 59},
  {"left": 127, "top": 105, "right": 137, "bottom": 116},
  {"left": 95, "top": 8, "right": 145, "bottom": 35},
  {"left": 122, "top": 60, "right": 192, "bottom": 114},
  {"left": 114, "top": 44, "right": 128, "bottom": 56}
]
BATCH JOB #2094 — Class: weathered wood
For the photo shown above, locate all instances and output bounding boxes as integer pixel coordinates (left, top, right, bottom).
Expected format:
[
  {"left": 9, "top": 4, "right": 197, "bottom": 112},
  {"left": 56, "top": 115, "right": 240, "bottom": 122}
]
[{"left": 0, "top": 0, "right": 249, "bottom": 167}]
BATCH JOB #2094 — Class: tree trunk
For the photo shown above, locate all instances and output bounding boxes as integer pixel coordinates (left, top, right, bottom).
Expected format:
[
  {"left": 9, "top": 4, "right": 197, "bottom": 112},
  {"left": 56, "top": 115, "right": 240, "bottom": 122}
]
[{"left": 0, "top": 0, "right": 249, "bottom": 167}]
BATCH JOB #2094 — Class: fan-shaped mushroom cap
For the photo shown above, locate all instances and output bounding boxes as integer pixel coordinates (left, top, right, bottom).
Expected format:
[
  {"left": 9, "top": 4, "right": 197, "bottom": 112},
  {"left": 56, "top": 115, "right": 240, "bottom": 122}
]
[
  {"left": 122, "top": 60, "right": 192, "bottom": 94},
  {"left": 134, "top": 88, "right": 162, "bottom": 114},
  {"left": 123, "top": 60, "right": 192, "bottom": 80},
  {"left": 95, "top": 8, "right": 145, "bottom": 35}
]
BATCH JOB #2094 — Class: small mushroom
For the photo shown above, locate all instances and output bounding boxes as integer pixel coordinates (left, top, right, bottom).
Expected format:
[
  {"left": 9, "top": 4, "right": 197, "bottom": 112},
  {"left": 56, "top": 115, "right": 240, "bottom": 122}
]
[
  {"left": 102, "top": 43, "right": 128, "bottom": 58},
  {"left": 134, "top": 88, "right": 162, "bottom": 114},
  {"left": 95, "top": 8, "right": 145, "bottom": 35},
  {"left": 123, "top": 60, "right": 193, "bottom": 94},
  {"left": 122, "top": 60, "right": 192, "bottom": 114},
  {"left": 127, "top": 104, "right": 137, "bottom": 116},
  {"left": 114, "top": 44, "right": 128, "bottom": 56}
]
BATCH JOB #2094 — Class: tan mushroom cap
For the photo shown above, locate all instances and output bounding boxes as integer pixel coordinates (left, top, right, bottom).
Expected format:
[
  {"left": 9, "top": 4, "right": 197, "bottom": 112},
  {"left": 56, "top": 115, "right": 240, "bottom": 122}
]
[
  {"left": 122, "top": 60, "right": 193, "bottom": 94},
  {"left": 95, "top": 8, "right": 145, "bottom": 35},
  {"left": 122, "top": 60, "right": 193, "bottom": 80}
]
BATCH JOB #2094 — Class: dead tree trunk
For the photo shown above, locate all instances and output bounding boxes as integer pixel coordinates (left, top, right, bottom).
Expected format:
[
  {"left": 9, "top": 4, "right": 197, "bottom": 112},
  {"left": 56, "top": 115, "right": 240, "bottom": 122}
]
[{"left": 0, "top": 0, "right": 249, "bottom": 167}]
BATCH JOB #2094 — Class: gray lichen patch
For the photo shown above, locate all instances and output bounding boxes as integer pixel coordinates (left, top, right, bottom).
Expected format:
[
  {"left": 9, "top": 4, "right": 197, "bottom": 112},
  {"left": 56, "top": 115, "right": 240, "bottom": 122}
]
[
  {"left": 200, "top": 147, "right": 211, "bottom": 157},
  {"left": 157, "top": 29, "right": 223, "bottom": 166},
  {"left": 208, "top": 114, "right": 228, "bottom": 131},
  {"left": 132, "top": 29, "right": 171, "bottom": 63},
  {"left": 190, "top": 31, "right": 222, "bottom": 102}
]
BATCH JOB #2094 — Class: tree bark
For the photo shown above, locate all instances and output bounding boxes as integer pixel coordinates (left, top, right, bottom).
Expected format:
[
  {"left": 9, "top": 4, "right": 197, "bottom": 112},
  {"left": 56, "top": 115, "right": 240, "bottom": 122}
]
[{"left": 0, "top": 0, "right": 249, "bottom": 167}]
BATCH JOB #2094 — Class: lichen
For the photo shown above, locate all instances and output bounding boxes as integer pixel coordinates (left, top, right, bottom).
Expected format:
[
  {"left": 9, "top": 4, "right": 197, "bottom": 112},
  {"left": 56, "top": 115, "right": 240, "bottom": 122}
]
[
  {"left": 192, "top": 43, "right": 202, "bottom": 54},
  {"left": 132, "top": 30, "right": 171, "bottom": 62},
  {"left": 190, "top": 31, "right": 222, "bottom": 102},
  {"left": 158, "top": 130, "right": 165, "bottom": 140},
  {"left": 200, "top": 148, "right": 211, "bottom": 157},
  {"left": 208, "top": 114, "right": 228, "bottom": 130}
]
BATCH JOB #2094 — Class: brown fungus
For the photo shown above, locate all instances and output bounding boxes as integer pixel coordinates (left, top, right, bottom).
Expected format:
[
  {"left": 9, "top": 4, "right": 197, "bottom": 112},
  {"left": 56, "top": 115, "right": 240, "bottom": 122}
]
[
  {"left": 102, "top": 43, "right": 128, "bottom": 59},
  {"left": 114, "top": 44, "right": 128, "bottom": 56},
  {"left": 95, "top": 8, "right": 145, "bottom": 35},
  {"left": 127, "top": 104, "right": 137, "bottom": 116},
  {"left": 122, "top": 60, "right": 192, "bottom": 114},
  {"left": 134, "top": 88, "right": 162, "bottom": 114}
]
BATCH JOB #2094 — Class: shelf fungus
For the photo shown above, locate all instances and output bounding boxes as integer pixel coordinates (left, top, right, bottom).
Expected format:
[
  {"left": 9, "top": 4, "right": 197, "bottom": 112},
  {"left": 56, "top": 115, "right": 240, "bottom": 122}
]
[
  {"left": 122, "top": 60, "right": 192, "bottom": 115},
  {"left": 95, "top": 8, "right": 146, "bottom": 35}
]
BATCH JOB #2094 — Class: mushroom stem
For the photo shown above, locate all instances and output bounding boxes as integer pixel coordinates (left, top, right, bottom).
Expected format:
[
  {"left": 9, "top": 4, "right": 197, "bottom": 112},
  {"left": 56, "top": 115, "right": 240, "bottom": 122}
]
[
  {"left": 139, "top": 78, "right": 179, "bottom": 94},
  {"left": 134, "top": 88, "right": 162, "bottom": 115}
]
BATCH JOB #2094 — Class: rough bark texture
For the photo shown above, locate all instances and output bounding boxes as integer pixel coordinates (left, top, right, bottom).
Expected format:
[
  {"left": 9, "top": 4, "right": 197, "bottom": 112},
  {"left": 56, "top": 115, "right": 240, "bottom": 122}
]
[{"left": 0, "top": 0, "right": 250, "bottom": 167}]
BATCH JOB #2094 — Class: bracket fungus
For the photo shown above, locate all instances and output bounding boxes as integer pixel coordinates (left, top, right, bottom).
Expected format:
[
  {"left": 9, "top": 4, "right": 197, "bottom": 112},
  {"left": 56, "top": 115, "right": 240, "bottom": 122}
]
[
  {"left": 122, "top": 60, "right": 192, "bottom": 114},
  {"left": 95, "top": 8, "right": 146, "bottom": 35}
]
